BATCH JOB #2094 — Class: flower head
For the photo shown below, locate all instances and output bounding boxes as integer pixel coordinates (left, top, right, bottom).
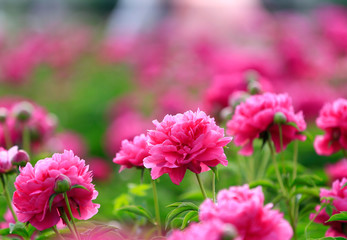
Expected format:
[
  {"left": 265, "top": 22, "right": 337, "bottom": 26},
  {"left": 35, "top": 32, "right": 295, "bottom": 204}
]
[
  {"left": 325, "top": 159, "right": 347, "bottom": 182},
  {"left": 113, "top": 134, "right": 149, "bottom": 172},
  {"left": 144, "top": 109, "right": 231, "bottom": 185},
  {"left": 226, "top": 92, "right": 306, "bottom": 155},
  {"left": 199, "top": 185, "right": 293, "bottom": 240},
  {"left": 314, "top": 98, "right": 347, "bottom": 155},
  {"left": 0, "top": 146, "right": 18, "bottom": 173},
  {"left": 13, "top": 150, "right": 99, "bottom": 231}
]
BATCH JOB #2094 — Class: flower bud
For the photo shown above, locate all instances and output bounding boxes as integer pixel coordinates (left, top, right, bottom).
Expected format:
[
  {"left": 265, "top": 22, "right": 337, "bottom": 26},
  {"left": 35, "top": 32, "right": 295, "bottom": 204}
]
[
  {"left": 11, "top": 150, "right": 30, "bottom": 166},
  {"left": 0, "top": 108, "right": 8, "bottom": 123},
  {"left": 13, "top": 102, "right": 34, "bottom": 123},
  {"left": 273, "top": 112, "right": 287, "bottom": 125},
  {"left": 245, "top": 70, "right": 258, "bottom": 84},
  {"left": 54, "top": 174, "right": 71, "bottom": 193},
  {"left": 248, "top": 81, "right": 262, "bottom": 95},
  {"left": 220, "top": 107, "right": 232, "bottom": 121},
  {"left": 221, "top": 224, "right": 237, "bottom": 240}
]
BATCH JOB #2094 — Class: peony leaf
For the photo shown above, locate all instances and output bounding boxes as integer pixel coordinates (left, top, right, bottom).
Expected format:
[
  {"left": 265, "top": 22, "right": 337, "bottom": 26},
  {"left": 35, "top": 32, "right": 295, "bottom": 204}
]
[
  {"left": 325, "top": 204, "right": 335, "bottom": 217},
  {"left": 49, "top": 193, "right": 59, "bottom": 212},
  {"left": 71, "top": 184, "right": 90, "bottom": 192},
  {"left": 291, "top": 187, "right": 320, "bottom": 198},
  {"left": 0, "top": 228, "right": 10, "bottom": 236},
  {"left": 341, "top": 182, "right": 347, "bottom": 190},
  {"left": 291, "top": 175, "right": 322, "bottom": 187},
  {"left": 128, "top": 183, "right": 151, "bottom": 197},
  {"left": 117, "top": 205, "right": 154, "bottom": 224},
  {"left": 181, "top": 211, "right": 199, "bottom": 230},
  {"left": 326, "top": 212, "right": 347, "bottom": 222},
  {"left": 249, "top": 179, "right": 276, "bottom": 190},
  {"left": 285, "top": 121, "right": 300, "bottom": 130},
  {"left": 165, "top": 202, "right": 199, "bottom": 229},
  {"left": 9, "top": 222, "right": 29, "bottom": 238}
]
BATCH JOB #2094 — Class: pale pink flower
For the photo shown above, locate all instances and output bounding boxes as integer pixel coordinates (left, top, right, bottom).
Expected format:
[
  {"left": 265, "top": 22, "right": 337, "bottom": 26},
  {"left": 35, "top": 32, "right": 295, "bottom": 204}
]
[
  {"left": 13, "top": 150, "right": 99, "bottom": 231},
  {"left": 325, "top": 159, "right": 347, "bottom": 182},
  {"left": 113, "top": 134, "right": 149, "bottom": 172},
  {"left": 168, "top": 219, "right": 236, "bottom": 240},
  {"left": 311, "top": 178, "right": 347, "bottom": 237},
  {"left": 0, "top": 146, "right": 18, "bottom": 173},
  {"left": 199, "top": 185, "right": 293, "bottom": 240},
  {"left": 46, "top": 131, "right": 87, "bottom": 157},
  {"left": 143, "top": 110, "right": 231, "bottom": 185},
  {"left": 314, "top": 98, "right": 347, "bottom": 156},
  {"left": 227, "top": 93, "right": 306, "bottom": 156}
]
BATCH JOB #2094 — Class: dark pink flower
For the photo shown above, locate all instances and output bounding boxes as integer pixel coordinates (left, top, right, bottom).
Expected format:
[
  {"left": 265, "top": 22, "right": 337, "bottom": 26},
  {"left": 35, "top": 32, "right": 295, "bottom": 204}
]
[
  {"left": 314, "top": 98, "right": 347, "bottom": 156},
  {"left": 325, "top": 159, "right": 347, "bottom": 182},
  {"left": 13, "top": 150, "right": 99, "bottom": 231},
  {"left": 143, "top": 110, "right": 231, "bottom": 185},
  {"left": 227, "top": 93, "right": 306, "bottom": 156},
  {"left": 168, "top": 219, "right": 236, "bottom": 240},
  {"left": 87, "top": 158, "right": 112, "bottom": 181},
  {"left": 311, "top": 178, "right": 347, "bottom": 237},
  {"left": 113, "top": 134, "right": 149, "bottom": 172},
  {"left": 199, "top": 185, "right": 292, "bottom": 240}
]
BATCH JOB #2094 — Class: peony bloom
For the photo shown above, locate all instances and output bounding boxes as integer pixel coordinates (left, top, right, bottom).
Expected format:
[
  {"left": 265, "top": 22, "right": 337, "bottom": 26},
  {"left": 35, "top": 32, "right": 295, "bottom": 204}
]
[
  {"left": 87, "top": 158, "right": 112, "bottom": 181},
  {"left": 314, "top": 98, "right": 347, "bottom": 156},
  {"left": 0, "top": 146, "right": 18, "bottom": 173},
  {"left": 46, "top": 131, "right": 87, "bottom": 157},
  {"left": 13, "top": 150, "right": 99, "bottom": 231},
  {"left": 168, "top": 219, "right": 236, "bottom": 240},
  {"left": 113, "top": 134, "right": 149, "bottom": 172},
  {"left": 325, "top": 159, "right": 347, "bottom": 182},
  {"left": 226, "top": 93, "right": 306, "bottom": 156},
  {"left": 143, "top": 110, "right": 231, "bottom": 185},
  {"left": 311, "top": 178, "right": 347, "bottom": 237},
  {"left": 199, "top": 185, "right": 293, "bottom": 240}
]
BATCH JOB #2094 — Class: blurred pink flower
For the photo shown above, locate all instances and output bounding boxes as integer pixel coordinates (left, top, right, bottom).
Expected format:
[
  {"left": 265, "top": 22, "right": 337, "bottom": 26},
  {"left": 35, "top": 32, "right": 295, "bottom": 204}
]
[
  {"left": 47, "top": 131, "right": 87, "bottom": 157},
  {"left": 311, "top": 178, "right": 347, "bottom": 237},
  {"left": 314, "top": 98, "right": 347, "bottom": 155},
  {"left": 13, "top": 150, "right": 99, "bottom": 231},
  {"left": 168, "top": 219, "right": 236, "bottom": 240},
  {"left": 143, "top": 109, "right": 231, "bottom": 185},
  {"left": 199, "top": 185, "right": 292, "bottom": 240},
  {"left": 105, "top": 111, "right": 151, "bottom": 156},
  {"left": 0, "top": 146, "right": 17, "bottom": 173},
  {"left": 87, "top": 158, "right": 112, "bottom": 181},
  {"left": 325, "top": 159, "right": 347, "bottom": 182},
  {"left": 227, "top": 93, "right": 306, "bottom": 155},
  {"left": 0, "top": 206, "right": 15, "bottom": 229},
  {"left": 113, "top": 134, "right": 149, "bottom": 172}
]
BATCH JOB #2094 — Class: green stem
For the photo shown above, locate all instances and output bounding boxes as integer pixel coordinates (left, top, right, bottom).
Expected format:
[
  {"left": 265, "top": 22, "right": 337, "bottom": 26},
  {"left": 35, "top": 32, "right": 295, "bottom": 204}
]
[
  {"left": 257, "top": 149, "right": 270, "bottom": 180},
  {"left": 140, "top": 168, "right": 145, "bottom": 184},
  {"left": 22, "top": 125, "right": 30, "bottom": 155},
  {"left": 63, "top": 192, "right": 80, "bottom": 240},
  {"left": 195, "top": 174, "right": 208, "bottom": 199},
  {"left": 267, "top": 141, "right": 286, "bottom": 196},
  {"left": 343, "top": 149, "right": 347, "bottom": 159},
  {"left": 212, "top": 172, "right": 216, "bottom": 203},
  {"left": 151, "top": 179, "right": 162, "bottom": 236},
  {"left": 52, "top": 225, "right": 64, "bottom": 240},
  {"left": 58, "top": 208, "right": 77, "bottom": 239},
  {"left": 278, "top": 124, "right": 285, "bottom": 173},
  {"left": 0, "top": 175, "right": 18, "bottom": 222},
  {"left": 292, "top": 141, "right": 299, "bottom": 181}
]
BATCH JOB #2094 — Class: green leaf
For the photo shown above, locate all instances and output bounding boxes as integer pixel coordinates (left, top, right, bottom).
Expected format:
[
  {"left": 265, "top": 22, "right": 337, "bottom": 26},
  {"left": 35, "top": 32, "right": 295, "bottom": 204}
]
[
  {"left": 249, "top": 179, "right": 276, "bottom": 190},
  {"left": 165, "top": 202, "right": 199, "bottom": 229},
  {"left": 113, "top": 194, "right": 132, "bottom": 212},
  {"left": 128, "top": 183, "right": 151, "bottom": 197},
  {"left": 326, "top": 212, "right": 347, "bottom": 222},
  {"left": 292, "top": 187, "right": 320, "bottom": 197},
  {"left": 116, "top": 205, "right": 154, "bottom": 224},
  {"left": 49, "top": 193, "right": 59, "bottom": 211},
  {"left": 341, "top": 182, "right": 347, "bottom": 190},
  {"left": 181, "top": 211, "right": 199, "bottom": 230},
  {"left": 9, "top": 222, "right": 29, "bottom": 238},
  {"left": 326, "top": 205, "right": 335, "bottom": 217},
  {"left": 71, "top": 184, "right": 90, "bottom": 192},
  {"left": 0, "top": 228, "right": 10, "bottom": 236},
  {"left": 291, "top": 175, "right": 322, "bottom": 187},
  {"left": 285, "top": 122, "right": 300, "bottom": 131}
]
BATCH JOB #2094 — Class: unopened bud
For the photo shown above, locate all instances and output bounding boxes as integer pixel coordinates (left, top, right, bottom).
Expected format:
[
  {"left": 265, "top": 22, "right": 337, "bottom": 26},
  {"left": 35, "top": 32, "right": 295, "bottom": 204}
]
[
  {"left": 222, "top": 224, "right": 237, "bottom": 240},
  {"left": 220, "top": 107, "right": 232, "bottom": 120},
  {"left": 245, "top": 70, "right": 259, "bottom": 84},
  {"left": 54, "top": 174, "right": 71, "bottom": 193},
  {"left": 11, "top": 150, "right": 30, "bottom": 166},
  {"left": 248, "top": 81, "right": 262, "bottom": 95},
  {"left": 0, "top": 108, "right": 8, "bottom": 123},
  {"left": 13, "top": 102, "right": 34, "bottom": 122},
  {"left": 273, "top": 112, "right": 287, "bottom": 125}
]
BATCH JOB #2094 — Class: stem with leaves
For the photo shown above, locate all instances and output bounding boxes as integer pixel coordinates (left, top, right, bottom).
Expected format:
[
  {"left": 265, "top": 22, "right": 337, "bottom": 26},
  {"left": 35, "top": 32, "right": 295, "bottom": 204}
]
[
  {"left": 0, "top": 174, "right": 18, "bottom": 222},
  {"left": 151, "top": 179, "right": 162, "bottom": 236}
]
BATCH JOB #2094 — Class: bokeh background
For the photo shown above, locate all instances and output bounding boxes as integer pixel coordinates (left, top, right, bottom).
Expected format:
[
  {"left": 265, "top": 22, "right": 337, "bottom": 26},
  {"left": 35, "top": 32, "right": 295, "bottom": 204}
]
[{"left": 1, "top": 0, "right": 347, "bottom": 238}]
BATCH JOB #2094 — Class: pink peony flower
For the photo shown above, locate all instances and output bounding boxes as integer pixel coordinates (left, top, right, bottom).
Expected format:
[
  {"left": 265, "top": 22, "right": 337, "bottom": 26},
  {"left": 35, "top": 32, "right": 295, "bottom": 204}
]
[
  {"left": 113, "top": 134, "right": 149, "bottom": 172},
  {"left": 325, "top": 159, "right": 347, "bottom": 182},
  {"left": 311, "top": 178, "right": 347, "bottom": 237},
  {"left": 0, "top": 206, "right": 15, "bottom": 229},
  {"left": 226, "top": 92, "right": 306, "bottom": 156},
  {"left": 314, "top": 98, "right": 347, "bottom": 156},
  {"left": 168, "top": 219, "right": 236, "bottom": 240},
  {"left": 46, "top": 131, "right": 87, "bottom": 157},
  {"left": 199, "top": 185, "right": 293, "bottom": 240},
  {"left": 143, "top": 110, "right": 231, "bottom": 185},
  {"left": 13, "top": 150, "right": 99, "bottom": 231},
  {"left": 87, "top": 158, "right": 112, "bottom": 181},
  {"left": 0, "top": 146, "right": 18, "bottom": 173}
]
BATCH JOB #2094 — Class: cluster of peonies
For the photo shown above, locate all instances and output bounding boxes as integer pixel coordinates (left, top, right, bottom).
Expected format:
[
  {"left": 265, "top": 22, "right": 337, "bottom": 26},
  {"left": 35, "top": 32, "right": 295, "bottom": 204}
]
[
  {"left": 13, "top": 150, "right": 99, "bottom": 231},
  {"left": 170, "top": 185, "right": 292, "bottom": 240},
  {"left": 311, "top": 178, "right": 347, "bottom": 237},
  {"left": 113, "top": 109, "right": 232, "bottom": 185}
]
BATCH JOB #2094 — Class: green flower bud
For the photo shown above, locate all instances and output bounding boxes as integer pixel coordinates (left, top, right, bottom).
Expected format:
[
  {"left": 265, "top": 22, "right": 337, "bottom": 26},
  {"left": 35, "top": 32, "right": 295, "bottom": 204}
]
[
  {"left": 0, "top": 108, "right": 8, "bottom": 123},
  {"left": 13, "top": 102, "right": 34, "bottom": 123},
  {"left": 273, "top": 112, "right": 287, "bottom": 125},
  {"left": 54, "top": 174, "right": 71, "bottom": 193},
  {"left": 11, "top": 150, "right": 30, "bottom": 166}
]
